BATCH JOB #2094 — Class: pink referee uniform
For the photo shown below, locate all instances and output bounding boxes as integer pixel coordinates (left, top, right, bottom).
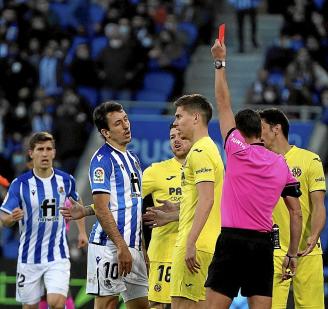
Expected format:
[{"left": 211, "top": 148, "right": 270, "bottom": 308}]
[{"left": 221, "top": 129, "right": 297, "bottom": 232}]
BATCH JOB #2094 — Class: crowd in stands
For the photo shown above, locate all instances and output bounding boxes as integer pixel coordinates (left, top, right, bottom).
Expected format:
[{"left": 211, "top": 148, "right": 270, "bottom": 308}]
[
  {"left": 246, "top": 0, "right": 328, "bottom": 123},
  {"left": 0, "top": 0, "right": 213, "bottom": 183}
]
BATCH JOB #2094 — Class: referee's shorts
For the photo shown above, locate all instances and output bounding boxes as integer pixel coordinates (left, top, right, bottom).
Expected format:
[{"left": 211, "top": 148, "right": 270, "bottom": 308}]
[{"left": 205, "top": 227, "right": 273, "bottom": 299}]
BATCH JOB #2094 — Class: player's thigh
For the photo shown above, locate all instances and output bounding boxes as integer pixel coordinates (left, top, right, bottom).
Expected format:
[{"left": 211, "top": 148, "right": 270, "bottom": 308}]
[
  {"left": 16, "top": 262, "right": 45, "bottom": 305},
  {"left": 293, "top": 255, "right": 324, "bottom": 309},
  {"left": 148, "top": 261, "right": 172, "bottom": 304},
  {"left": 170, "top": 247, "right": 212, "bottom": 302},
  {"left": 94, "top": 295, "right": 119, "bottom": 309},
  {"left": 86, "top": 243, "right": 126, "bottom": 296},
  {"left": 44, "top": 259, "right": 70, "bottom": 298},
  {"left": 122, "top": 248, "right": 148, "bottom": 303},
  {"left": 272, "top": 256, "right": 291, "bottom": 309}
]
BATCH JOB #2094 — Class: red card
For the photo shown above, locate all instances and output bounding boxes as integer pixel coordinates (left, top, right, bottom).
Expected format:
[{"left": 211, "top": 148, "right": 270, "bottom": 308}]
[{"left": 218, "top": 24, "right": 225, "bottom": 43}]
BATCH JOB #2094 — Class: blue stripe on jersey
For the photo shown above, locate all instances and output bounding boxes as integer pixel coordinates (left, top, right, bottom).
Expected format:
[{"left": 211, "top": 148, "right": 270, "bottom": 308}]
[
  {"left": 34, "top": 177, "right": 46, "bottom": 263},
  {"left": 115, "top": 151, "right": 138, "bottom": 247},
  {"left": 109, "top": 152, "right": 126, "bottom": 236},
  {"left": 47, "top": 176, "right": 60, "bottom": 262},
  {"left": 127, "top": 151, "right": 142, "bottom": 250},
  {"left": 89, "top": 221, "right": 98, "bottom": 242},
  {"left": 59, "top": 218, "right": 66, "bottom": 259},
  {"left": 21, "top": 182, "right": 33, "bottom": 263}
]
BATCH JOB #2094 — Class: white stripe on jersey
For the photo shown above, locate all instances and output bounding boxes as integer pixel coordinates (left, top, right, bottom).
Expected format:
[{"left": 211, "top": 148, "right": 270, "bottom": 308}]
[{"left": 111, "top": 151, "right": 133, "bottom": 247}]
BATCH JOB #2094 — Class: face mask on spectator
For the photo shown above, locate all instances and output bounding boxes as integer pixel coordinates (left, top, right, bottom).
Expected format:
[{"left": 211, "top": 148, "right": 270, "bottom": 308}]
[
  {"left": 263, "top": 90, "right": 276, "bottom": 103},
  {"left": 110, "top": 39, "right": 123, "bottom": 49}
]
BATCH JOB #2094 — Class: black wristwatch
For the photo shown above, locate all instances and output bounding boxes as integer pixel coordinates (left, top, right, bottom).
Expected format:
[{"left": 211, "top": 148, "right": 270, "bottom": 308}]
[{"left": 214, "top": 59, "right": 226, "bottom": 69}]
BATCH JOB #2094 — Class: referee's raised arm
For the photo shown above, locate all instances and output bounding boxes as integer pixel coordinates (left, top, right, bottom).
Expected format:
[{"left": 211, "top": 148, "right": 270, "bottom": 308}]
[{"left": 211, "top": 39, "right": 235, "bottom": 140}]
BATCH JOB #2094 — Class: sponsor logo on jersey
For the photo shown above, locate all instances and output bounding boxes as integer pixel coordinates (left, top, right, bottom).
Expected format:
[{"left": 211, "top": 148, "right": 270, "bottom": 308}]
[
  {"left": 166, "top": 176, "right": 176, "bottom": 180},
  {"left": 315, "top": 176, "right": 325, "bottom": 182},
  {"left": 193, "top": 148, "right": 203, "bottom": 153},
  {"left": 195, "top": 167, "right": 212, "bottom": 174},
  {"left": 313, "top": 157, "right": 322, "bottom": 163},
  {"left": 93, "top": 168, "right": 105, "bottom": 183}
]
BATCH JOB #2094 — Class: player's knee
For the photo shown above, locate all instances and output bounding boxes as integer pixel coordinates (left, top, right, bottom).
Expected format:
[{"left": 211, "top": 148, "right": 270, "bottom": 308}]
[{"left": 47, "top": 294, "right": 66, "bottom": 309}]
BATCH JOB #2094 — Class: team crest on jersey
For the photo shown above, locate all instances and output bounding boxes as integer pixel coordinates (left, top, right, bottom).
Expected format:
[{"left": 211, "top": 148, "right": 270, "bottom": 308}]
[
  {"left": 134, "top": 160, "right": 141, "bottom": 171},
  {"left": 291, "top": 167, "right": 302, "bottom": 178},
  {"left": 57, "top": 186, "right": 65, "bottom": 195},
  {"left": 154, "top": 284, "right": 162, "bottom": 292},
  {"left": 93, "top": 168, "right": 105, "bottom": 183}
]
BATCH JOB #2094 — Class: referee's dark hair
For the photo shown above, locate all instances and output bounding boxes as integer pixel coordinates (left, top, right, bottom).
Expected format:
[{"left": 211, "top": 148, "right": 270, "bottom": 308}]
[
  {"left": 174, "top": 94, "right": 213, "bottom": 125},
  {"left": 235, "top": 109, "right": 262, "bottom": 139},
  {"left": 93, "top": 101, "right": 123, "bottom": 132},
  {"left": 259, "top": 108, "right": 289, "bottom": 139}
]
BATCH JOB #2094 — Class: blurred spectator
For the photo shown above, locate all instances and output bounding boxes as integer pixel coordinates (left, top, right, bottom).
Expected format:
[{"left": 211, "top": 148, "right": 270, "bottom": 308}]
[{"left": 229, "top": 0, "right": 261, "bottom": 53}]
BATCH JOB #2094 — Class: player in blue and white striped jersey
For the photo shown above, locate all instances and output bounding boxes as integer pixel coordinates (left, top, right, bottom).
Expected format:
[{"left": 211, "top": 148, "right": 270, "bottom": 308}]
[
  {"left": 86, "top": 101, "right": 148, "bottom": 309},
  {"left": 0, "top": 132, "right": 88, "bottom": 309}
]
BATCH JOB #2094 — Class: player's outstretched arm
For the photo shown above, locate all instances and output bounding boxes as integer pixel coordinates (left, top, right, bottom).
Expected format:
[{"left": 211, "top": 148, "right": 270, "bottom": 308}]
[
  {"left": 75, "top": 197, "right": 89, "bottom": 249},
  {"left": 211, "top": 38, "right": 236, "bottom": 140},
  {"left": 0, "top": 208, "right": 24, "bottom": 227},
  {"left": 60, "top": 197, "right": 95, "bottom": 220}
]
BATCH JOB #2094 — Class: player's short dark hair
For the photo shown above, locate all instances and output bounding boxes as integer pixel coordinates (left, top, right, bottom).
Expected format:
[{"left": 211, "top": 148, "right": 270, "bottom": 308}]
[
  {"left": 258, "top": 108, "right": 289, "bottom": 139},
  {"left": 29, "top": 132, "right": 55, "bottom": 150},
  {"left": 93, "top": 101, "right": 123, "bottom": 132},
  {"left": 235, "top": 109, "right": 262, "bottom": 139},
  {"left": 169, "top": 122, "right": 176, "bottom": 130},
  {"left": 174, "top": 94, "right": 213, "bottom": 124}
]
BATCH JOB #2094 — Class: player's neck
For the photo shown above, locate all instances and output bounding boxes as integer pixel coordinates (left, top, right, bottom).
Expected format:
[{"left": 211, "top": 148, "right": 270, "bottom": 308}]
[
  {"left": 272, "top": 138, "right": 291, "bottom": 156},
  {"left": 191, "top": 126, "right": 208, "bottom": 144},
  {"left": 106, "top": 140, "right": 127, "bottom": 152},
  {"left": 174, "top": 156, "right": 185, "bottom": 164},
  {"left": 33, "top": 167, "right": 53, "bottom": 178}
]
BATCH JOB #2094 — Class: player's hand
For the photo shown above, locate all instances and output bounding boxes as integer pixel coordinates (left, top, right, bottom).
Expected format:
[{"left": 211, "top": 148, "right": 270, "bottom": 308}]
[
  {"left": 143, "top": 248, "right": 150, "bottom": 276},
  {"left": 77, "top": 232, "right": 88, "bottom": 249},
  {"left": 60, "top": 198, "right": 86, "bottom": 220},
  {"left": 117, "top": 243, "right": 132, "bottom": 277},
  {"left": 185, "top": 242, "right": 200, "bottom": 274},
  {"left": 281, "top": 255, "right": 297, "bottom": 281},
  {"left": 143, "top": 208, "right": 170, "bottom": 228},
  {"left": 211, "top": 39, "right": 226, "bottom": 60},
  {"left": 11, "top": 207, "right": 24, "bottom": 222},
  {"left": 297, "top": 235, "right": 318, "bottom": 256},
  {"left": 155, "top": 199, "right": 179, "bottom": 212}
]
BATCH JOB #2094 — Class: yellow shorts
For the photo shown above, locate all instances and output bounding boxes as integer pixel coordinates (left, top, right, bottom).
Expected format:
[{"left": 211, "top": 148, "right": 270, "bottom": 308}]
[
  {"left": 148, "top": 261, "right": 172, "bottom": 304},
  {"left": 170, "top": 246, "right": 213, "bottom": 302},
  {"left": 272, "top": 255, "right": 324, "bottom": 309}
]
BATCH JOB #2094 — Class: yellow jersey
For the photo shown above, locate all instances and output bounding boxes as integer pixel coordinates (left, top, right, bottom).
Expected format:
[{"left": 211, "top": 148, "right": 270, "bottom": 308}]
[
  {"left": 142, "top": 157, "right": 182, "bottom": 262},
  {"left": 175, "top": 136, "right": 224, "bottom": 253},
  {"left": 273, "top": 146, "right": 326, "bottom": 256}
]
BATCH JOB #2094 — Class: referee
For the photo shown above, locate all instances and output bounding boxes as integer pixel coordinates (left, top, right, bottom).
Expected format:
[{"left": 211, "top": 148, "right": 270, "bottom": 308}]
[{"left": 204, "top": 39, "right": 303, "bottom": 308}]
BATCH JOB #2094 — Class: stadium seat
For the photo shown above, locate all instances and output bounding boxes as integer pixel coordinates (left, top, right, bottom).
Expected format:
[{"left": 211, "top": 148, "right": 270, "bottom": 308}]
[
  {"left": 135, "top": 89, "right": 169, "bottom": 102},
  {"left": 267, "top": 71, "right": 284, "bottom": 89},
  {"left": 178, "top": 22, "right": 198, "bottom": 48},
  {"left": 77, "top": 86, "right": 99, "bottom": 108},
  {"left": 89, "top": 3, "right": 106, "bottom": 25},
  {"left": 142, "top": 72, "right": 175, "bottom": 97},
  {"left": 91, "top": 36, "right": 108, "bottom": 59}
]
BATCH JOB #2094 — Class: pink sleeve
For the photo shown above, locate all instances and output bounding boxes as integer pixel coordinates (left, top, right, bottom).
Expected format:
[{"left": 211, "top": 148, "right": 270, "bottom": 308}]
[
  {"left": 286, "top": 168, "right": 297, "bottom": 185},
  {"left": 224, "top": 129, "right": 249, "bottom": 156}
]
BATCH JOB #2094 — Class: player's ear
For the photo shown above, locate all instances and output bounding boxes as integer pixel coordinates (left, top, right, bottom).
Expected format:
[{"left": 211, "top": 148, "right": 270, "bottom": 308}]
[
  {"left": 28, "top": 149, "right": 33, "bottom": 160},
  {"left": 100, "top": 129, "right": 110, "bottom": 139}
]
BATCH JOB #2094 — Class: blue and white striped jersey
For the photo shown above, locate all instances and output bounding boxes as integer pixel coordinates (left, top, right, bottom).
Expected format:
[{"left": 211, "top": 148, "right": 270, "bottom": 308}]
[
  {"left": 89, "top": 142, "right": 143, "bottom": 250},
  {"left": 0, "top": 169, "right": 79, "bottom": 264}
]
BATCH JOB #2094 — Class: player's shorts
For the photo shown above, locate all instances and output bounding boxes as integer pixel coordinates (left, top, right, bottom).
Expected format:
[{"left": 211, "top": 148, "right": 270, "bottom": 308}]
[
  {"left": 170, "top": 246, "right": 213, "bottom": 302},
  {"left": 16, "top": 258, "right": 70, "bottom": 305},
  {"left": 272, "top": 254, "right": 324, "bottom": 309},
  {"left": 205, "top": 227, "right": 273, "bottom": 299},
  {"left": 86, "top": 243, "right": 148, "bottom": 302},
  {"left": 148, "top": 261, "right": 172, "bottom": 304}
]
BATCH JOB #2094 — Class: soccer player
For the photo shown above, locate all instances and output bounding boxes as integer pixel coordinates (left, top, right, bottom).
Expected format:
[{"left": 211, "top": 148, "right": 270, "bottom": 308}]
[
  {"left": 205, "top": 38, "right": 302, "bottom": 308},
  {"left": 168, "top": 94, "right": 224, "bottom": 309},
  {"left": 0, "top": 132, "right": 88, "bottom": 309},
  {"left": 260, "top": 108, "right": 326, "bottom": 309},
  {"left": 143, "top": 124, "right": 191, "bottom": 309},
  {"left": 85, "top": 101, "right": 148, "bottom": 309}
]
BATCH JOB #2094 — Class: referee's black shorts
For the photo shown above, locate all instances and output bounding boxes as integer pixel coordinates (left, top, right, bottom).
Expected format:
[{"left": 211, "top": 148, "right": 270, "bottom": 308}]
[{"left": 205, "top": 227, "right": 274, "bottom": 299}]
